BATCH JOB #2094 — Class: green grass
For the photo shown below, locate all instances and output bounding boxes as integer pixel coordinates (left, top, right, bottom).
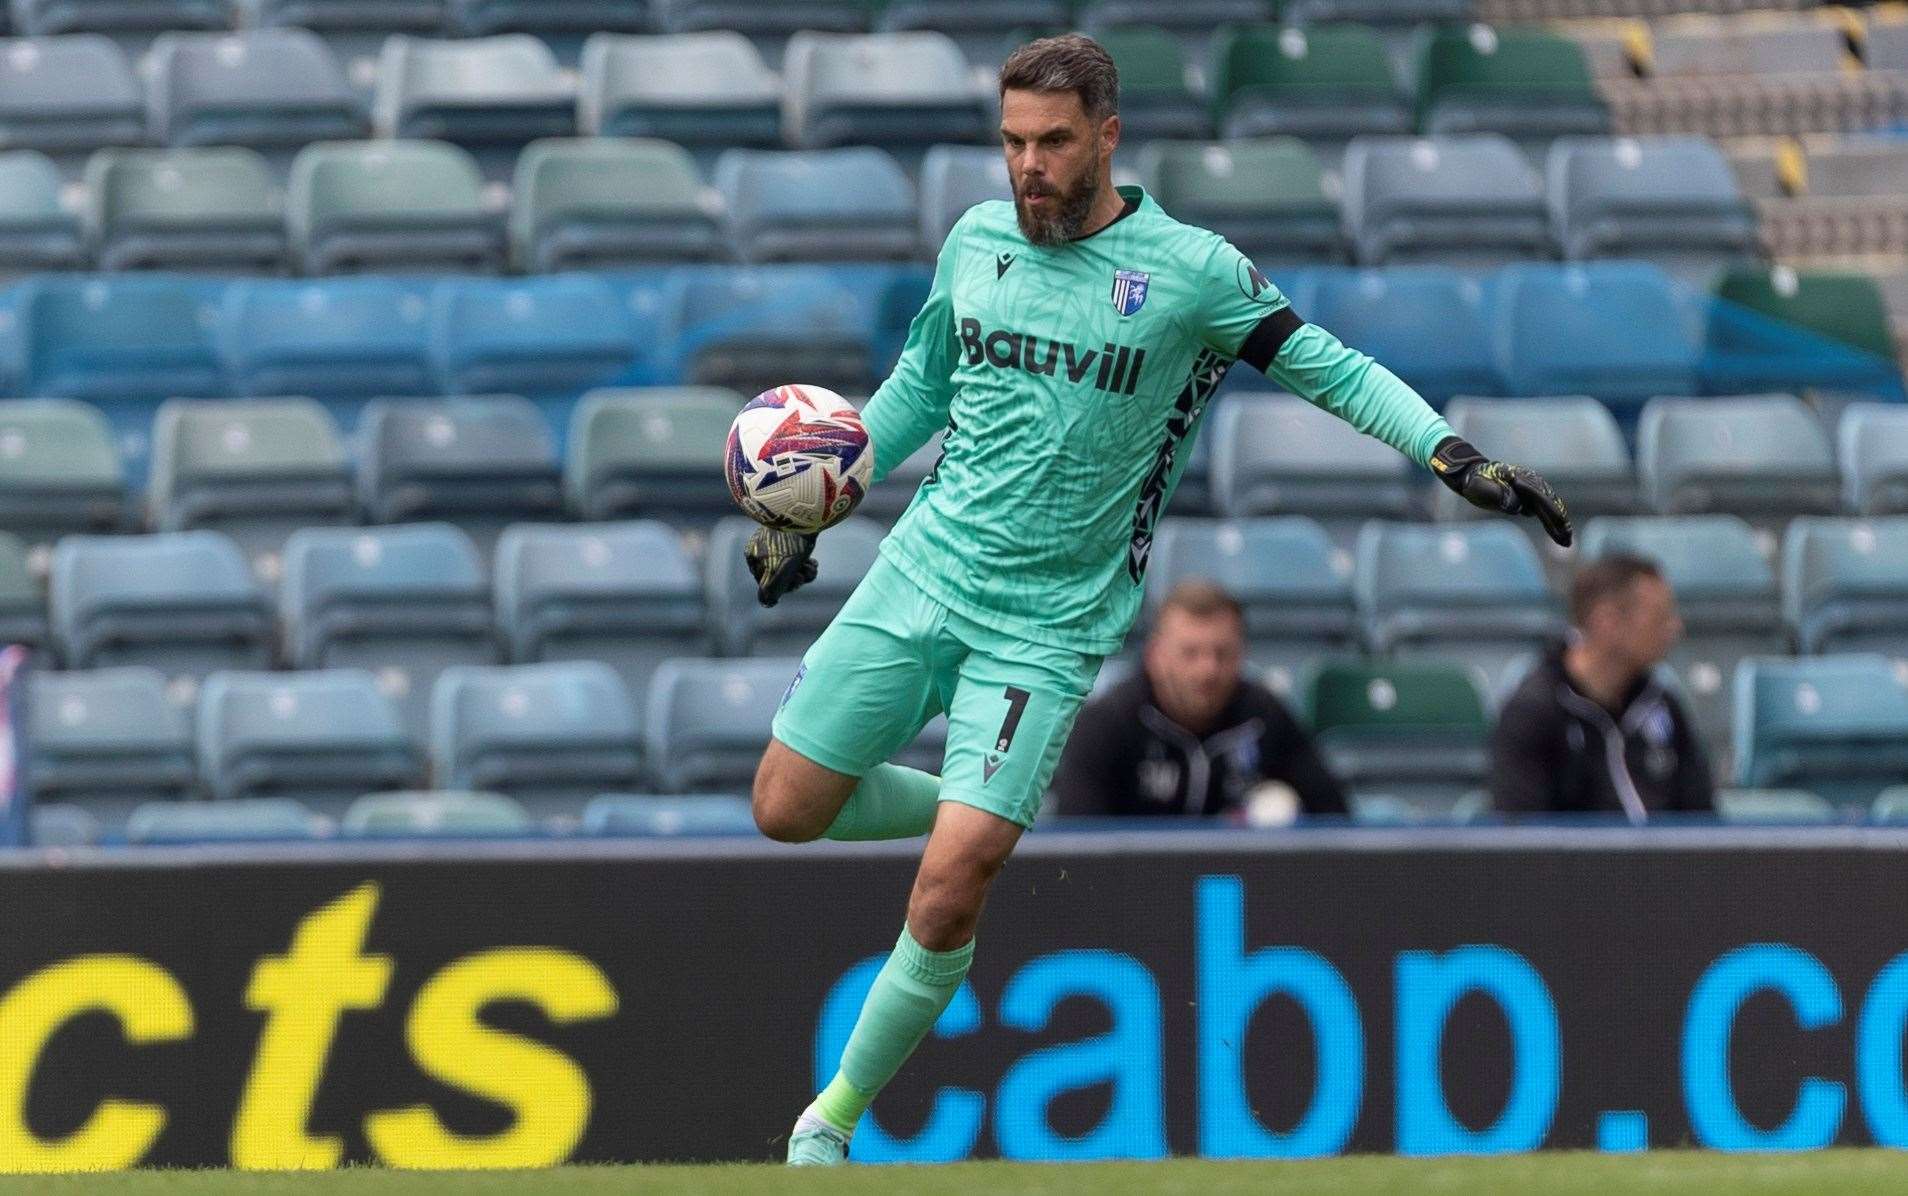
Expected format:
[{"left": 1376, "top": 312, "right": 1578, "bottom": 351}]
[{"left": 2, "top": 1153, "right": 1907, "bottom": 1195}]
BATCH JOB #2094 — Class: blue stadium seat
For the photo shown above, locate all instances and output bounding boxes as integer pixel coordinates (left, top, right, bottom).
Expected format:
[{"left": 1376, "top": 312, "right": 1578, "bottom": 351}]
[
  {"left": 1735, "top": 655, "right": 1908, "bottom": 809},
  {"left": 1637, "top": 395, "right": 1838, "bottom": 521},
  {"left": 21, "top": 275, "right": 228, "bottom": 405},
  {"left": 147, "top": 29, "right": 364, "bottom": 149},
  {"left": 1343, "top": 135, "right": 1551, "bottom": 268},
  {"left": 0, "top": 532, "right": 45, "bottom": 647},
  {"left": 430, "top": 275, "right": 638, "bottom": 398},
  {"left": 714, "top": 148, "right": 917, "bottom": 263},
  {"left": 448, "top": 0, "right": 656, "bottom": 37},
  {"left": 1581, "top": 515, "right": 1786, "bottom": 772},
  {"left": 221, "top": 278, "right": 436, "bottom": 402},
  {"left": 0, "top": 398, "right": 123, "bottom": 542},
  {"left": 582, "top": 793, "right": 755, "bottom": 836},
  {"left": 1546, "top": 135, "right": 1757, "bottom": 277},
  {"left": 0, "top": 150, "right": 83, "bottom": 269},
  {"left": 1207, "top": 394, "right": 1415, "bottom": 537},
  {"left": 1147, "top": 516, "right": 1355, "bottom": 693},
  {"left": 11, "top": 0, "right": 231, "bottom": 36},
  {"left": 656, "top": 0, "right": 869, "bottom": 35},
  {"left": 280, "top": 522, "right": 497, "bottom": 741},
  {"left": 26, "top": 667, "right": 196, "bottom": 814},
  {"left": 431, "top": 661, "right": 642, "bottom": 817},
  {"left": 1078, "top": 0, "right": 1272, "bottom": 32},
  {"left": 1311, "top": 268, "right": 1501, "bottom": 406},
  {"left": 126, "top": 798, "right": 328, "bottom": 844},
  {"left": 287, "top": 139, "right": 503, "bottom": 275},
  {"left": 511, "top": 137, "right": 727, "bottom": 270},
  {"left": 0, "top": 35, "right": 143, "bottom": 153},
  {"left": 341, "top": 789, "right": 535, "bottom": 836},
  {"left": 50, "top": 531, "right": 272, "bottom": 680},
  {"left": 918, "top": 144, "right": 1008, "bottom": 253},
  {"left": 357, "top": 397, "right": 564, "bottom": 557},
  {"left": 705, "top": 515, "right": 882, "bottom": 656},
  {"left": 1439, "top": 397, "right": 1633, "bottom": 521},
  {"left": 1493, "top": 262, "right": 1701, "bottom": 424},
  {"left": 664, "top": 267, "right": 878, "bottom": 398},
  {"left": 644, "top": 656, "right": 795, "bottom": 792},
  {"left": 565, "top": 386, "right": 740, "bottom": 523},
  {"left": 374, "top": 35, "right": 575, "bottom": 148},
  {"left": 1839, "top": 403, "right": 1908, "bottom": 517},
  {"left": 1355, "top": 521, "right": 1563, "bottom": 691},
  {"left": 578, "top": 32, "right": 781, "bottom": 146},
  {"left": 1783, "top": 518, "right": 1908, "bottom": 660},
  {"left": 495, "top": 520, "right": 707, "bottom": 701},
  {"left": 783, "top": 32, "right": 986, "bottom": 151},
  {"left": 197, "top": 669, "right": 422, "bottom": 809}
]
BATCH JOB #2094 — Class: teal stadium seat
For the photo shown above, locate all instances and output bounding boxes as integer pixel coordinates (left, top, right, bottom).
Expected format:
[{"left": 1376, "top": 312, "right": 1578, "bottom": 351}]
[
  {"left": 374, "top": 35, "right": 575, "bottom": 148},
  {"left": 197, "top": 669, "right": 422, "bottom": 810},
  {"left": 715, "top": 147, "right": 917, "bottom": 263},
  {"left": 11, "top": 0, "right": 231, "bottom": 34},
  {"left": 0, "top": 35, "right": 143, "bottom": 153},
  {"left": 918, "top": 144, "right": 1009, "bottom": 252},
  {"left": 1312, "top": 268, "right": 1502, "bottom": 405},
  {"left": 582, "top": 793, "right": 755, "bottom": 836},
  {"left": 146, "top": 29, "right": 365, "bottom": 149},
  {"left": 126, "top": 798, "right": 328, "bottom": 845},
  {"left": 1207, "top": 24, "right": 1409, "bottom": 145},
  {"left": 0, "top": 150, "right": 83, "bottom": 269},
  {"left": 512, "top": 137, "right": 726, "bottom": 270},
  {"left": 1343, "top": 134, "right": 1551, "bottom": 268},
  {"left": 288, "top": 139, "right": 503, "bottom": 275},
  {"left": 84, "top": 148, "right": 286, "bottom": 272},
  {"left": 1207, "top": 394, "right": 1416, "bottom": 536},
  {"left": 644, "top": 656, "right": 796, "bottom": 792},
  {"left": 705, "top": 514, "right": 883, "bottom": 656},
  {"left": 50, "top": 531, "right": 272, "bottom": 680},
  {"left": 431, "top": 661, "right": 643, "bottom": 818},
  {"left": 1783, "top": 518, "right": 1908, "bottom": 660},
  {"left": 26, "top": 667, "right": 196, "bottom": 816},
  {"left": 221, "top": 277, "right": 436, "bottom": 400},
  {"left": 656, "top": 0, "right": 869, "bottom": 36},
  {"left": 1135, "top": 138, "right": 1343, "bottom": 268},
  {"left": 1305, "top": 658, "right": 1492, "bottom": 815},
  {"left": 1414, "top": 24, "right": 1608, "bottom": 144},
  {"left": 1839, "top": 403, "right": 1908, "bottom": 517},
  {"left": 1439, "top": 397, "right": 1633, "bottom": 521},
  {"left": 0, "top": 533, "right": 45, "bottom": 647},
  {"left": 1714, "top": 788, "right": 1836, "bottom": 825},
  {"left": 664, "top": 267, "right": 878, "bottom": 398},
  {"left": 566, "top": 386, "right": 741, "bottom": 523},
  {"left": 341, "top": 789, "right": 534, "bottom": 837},
  {"left": 0, "top": 399, "right": 123, "bottom": 542},
  {"left": 357, "top": 397, "right": 563, "bottom": 558},
  {"left": 783, "top": 31, "right": 987, "bottom": 151},
  {"left": 1735, "top": 655, "right": 1908, "bottom": 809},
  {"left": 430, "top": 274, "right": 638, "bottom": 398},
  {"left": 1637, "top": 395, "right": 1839, "bottom": 521},
  {"left": 579, "top": 32, "right": 781, "bottom": 146}
]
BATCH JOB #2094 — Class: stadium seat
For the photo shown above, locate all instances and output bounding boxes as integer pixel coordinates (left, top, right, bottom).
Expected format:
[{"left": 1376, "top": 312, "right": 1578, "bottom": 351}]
[
  {"left": 197, "top": 669, "right": 422, "bottom": 809},
  {"left": 0, "top": 398, "right": 122, "bottom": 542},
  {"left": 1133, "top": 138, "right": 1343, "bottom": 268},
  {"left": 11, "top": 0, "right": 231, "bottom": 36},
  {"left": 1439, "top": 397, "right": 1633, "bottom": 521},
  {"left": 645, "top": 656, "right": 795, "bottom": 792},
  {"left": 245, "top": 0, "right": 442, "bottom": 34},
  {"left": 0, "top": 36, "right": 143, "bottom": 153},
  {"left": 1637, "top": 395, "right": 1838, "bottom": 521},
  {"left": 656, "top": 0, "right": 869, "bottom": 35},
  {"left": 875, "top": 0, "right": 1068, "bottom": 38},
  {"left": 1704, "top": 267, "right": 1903, "bottom": 399},
  {"left": 0, "top": 533, "right": 44, "bottom": 647},
  {"left": 1872, "top": 784, "right": 1908, "bottom": 824},
  {"left": 1492, "top": 263, "right": 1701, "bottom": 424},
  {"left": 1581, "top": 515, "right": 1786, "bottom": 771},
  {"left": 357, "top": 397, "right": 564, "bottom": 557},
  {"left": 1414, "top": 24, "right": 1608, "bottom": 142},
  {"left": 783, "top": 31, "right": 986, "bottom": 151},
  {"left": 511, "top": 137, "right": 726, "bottom": 271},
  {"left": 495, "top": 520, "right": 707, "bottom": 700},
  {"left": 1840, "top": 403, "right": 1908, "bottom": 517},
  {"left": 430, "top": 274, "right": 637, "bottom": 400},
  {"left": 918, "top": 144, "right": 1009, "bottom": 252},
  {"left": 664, "top": 267, "right": 878, "bottom": 398},
  {"left": 1782, "top": 518, "right": 1908, "bottom": 660},
  {"left": 582, "top": 792, "right": 755, "bottom": 836},
  {"left": 0, "top": 150, "right": 82, "bottom": 269},
  {"left": 448, "top": 0, "right": 655, "bottom": 37},
  {"left": 340, "top": 789, "right": 533, "bottom": 836},
  {"left": 566, "top": 386, "right": 740, "bottom": 523},
  {"left": 1546, "top": 136, "right": 1758, "bottom": 277},
  {"left": 220, "top": 277, "right": 436, "bottom": 401},
  {"left": 288, "top": 140, "right": 503, "bottom": 275},
  {"left": 1354, "top": 521, "right": 1563, "bottom": 690},
  {"left": 1343, "top": 134, "right": 1551, "bottom": 268},
  {"left": 1207, "top": 24, "right": 1410, "bottom": 144},
  {"left": 147, "top": 398, "right": 353, "bottom": 584},
  {"left": 705, "top": 514, "right": 882, "bottom": 656},
  {"left": 1283, "top": 0, "right": 1469, "bottom": 22},
  {"left": 1146, "top": 516, "right": 1356, "bottom": 692},
  {"left": 1651, "top": 20, "right": 1844, "bottom": 77},
  {"left": 20, "top": 275, "right": 228, "bottom": 405},
  {"left": 25, "top": 667, "right": 196, "bottom": 814},
  {"left": 49, "top": 531, "right": 273, "bottom": 679},
  {"left": 1093, "top": 26, "right": 1207, "bottom": 142},
  {"left": 1207, "top": 394, "right": 1415, "bottom": 535},
  {"left": 432, "top": 661, "right": 642, "bottom": 816},
  {"left": 1304, "top": 658, "right": 1492, "bottom": 814},
  {"left": 146, "top": 29, "right": 365, "bottom": 149},
  {"left": 83, "top": 148, "right": 286, "bottom": 273},
  {"left": 374, "top": 35, "right": 575, "bottom": 147},
  {"left": 125, "top": 798, "right": 328, "bottom": 845},
  {"left": 578, "top": 32, "right": 781, "bottom": 147},
  {"left": 31, "top": 803, "right": 98, "bottom": 846},
  {"left": 1078, "top": 0, "right": 1273, "bottom": 35},
  {"left": 1714, "top": 788, "right": 1836, "bottom": 825},
  {"left": 714, "top": 148, "right": 917, "bottom": 263},
  {"left": 1311, "top": 268, "right": 1501, "bottom": 405},
  {"left": 280, "top": 522, "right": 497, "bottom": 741},
  {"left": 1735, "top": 654, "right": 1908, "bottom": 808}
]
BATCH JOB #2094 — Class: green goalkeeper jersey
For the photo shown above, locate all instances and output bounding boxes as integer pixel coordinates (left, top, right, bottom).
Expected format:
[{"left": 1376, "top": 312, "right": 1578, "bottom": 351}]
[{"left": 862, "top": 184, "right": 1456, "bottom": 655}]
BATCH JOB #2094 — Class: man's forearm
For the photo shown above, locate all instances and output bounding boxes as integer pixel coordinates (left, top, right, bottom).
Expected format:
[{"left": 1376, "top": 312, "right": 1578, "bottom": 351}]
[{"left": 1264, "top": 322, "right": 1455, "bottom": 469}]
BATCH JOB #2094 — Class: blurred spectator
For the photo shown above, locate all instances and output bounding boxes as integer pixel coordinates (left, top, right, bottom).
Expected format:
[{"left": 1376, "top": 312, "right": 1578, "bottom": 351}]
[
  {"left": 1493, "top": 554, "right": 1714, "bottom": 820},
  {"left": 1051, "top": 580, "right": 1346, "bottom": 822}
]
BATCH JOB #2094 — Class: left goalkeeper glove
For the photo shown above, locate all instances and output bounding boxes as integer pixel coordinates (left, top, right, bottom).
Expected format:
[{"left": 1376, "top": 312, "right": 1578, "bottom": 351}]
[
  {"left": 1430, "top": 436, "right": 1574, "bottom": 548},
  {"left": 744, "top": 526, "right": 818, "bottom": 607}
]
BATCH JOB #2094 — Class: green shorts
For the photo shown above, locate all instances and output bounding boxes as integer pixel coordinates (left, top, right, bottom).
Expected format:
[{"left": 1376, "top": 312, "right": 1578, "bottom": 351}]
[{"left": 771, "top": 554, "right": 1104, "bottom": 829}]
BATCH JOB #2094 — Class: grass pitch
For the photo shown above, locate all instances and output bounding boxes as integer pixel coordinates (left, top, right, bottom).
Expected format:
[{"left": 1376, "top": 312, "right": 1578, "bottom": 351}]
[{"left": 2, "top": 1153, "right": 1906, "bottom": 1195}]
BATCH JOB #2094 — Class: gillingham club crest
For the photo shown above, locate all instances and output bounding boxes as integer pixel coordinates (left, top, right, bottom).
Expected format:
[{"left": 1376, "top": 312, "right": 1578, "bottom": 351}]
[{"left": 1111, "top": 268, "right": 1150, "bottom": 317}]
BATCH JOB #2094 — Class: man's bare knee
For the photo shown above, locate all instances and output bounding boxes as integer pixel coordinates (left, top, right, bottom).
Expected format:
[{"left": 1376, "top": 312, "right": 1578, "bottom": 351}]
[{"left": 751, "top": 739, "right": 856, "bottom": 843}]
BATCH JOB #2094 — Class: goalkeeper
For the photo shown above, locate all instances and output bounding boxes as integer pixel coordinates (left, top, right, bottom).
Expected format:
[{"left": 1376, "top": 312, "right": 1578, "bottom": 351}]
[{"left": 749, "top": 34, "right": 1572, "bottom": 1166}]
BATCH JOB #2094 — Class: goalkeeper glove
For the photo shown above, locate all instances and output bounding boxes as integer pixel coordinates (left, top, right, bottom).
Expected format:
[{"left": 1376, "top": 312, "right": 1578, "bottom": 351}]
[
  {"left": 745, "top": 526, "right": 818, "bottom": 607},
  {"left": 1430, "top": 437, "right": 1574, "bottom": 548}
]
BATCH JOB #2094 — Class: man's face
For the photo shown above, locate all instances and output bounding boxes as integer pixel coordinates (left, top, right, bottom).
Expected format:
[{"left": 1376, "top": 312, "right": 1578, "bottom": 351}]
[
  {"left": 1145, "top": 607, "right": 1246, "bottom": 727},
  {"left": 999, "top": 88, "right": 1117, "bottom": 246},
  {"left": 1593, "top": 575, "right": 1685, "bottom": 673}
]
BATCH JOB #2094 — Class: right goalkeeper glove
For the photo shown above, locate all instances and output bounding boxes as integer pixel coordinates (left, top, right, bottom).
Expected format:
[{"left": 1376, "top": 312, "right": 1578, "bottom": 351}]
[{"left": 745, "top": 526, "right": 818, "bottom": 607}]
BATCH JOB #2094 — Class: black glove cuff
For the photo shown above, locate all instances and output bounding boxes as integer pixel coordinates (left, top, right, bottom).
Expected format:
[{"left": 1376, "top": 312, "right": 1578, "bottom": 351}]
[{"left": 1429, "top": 436, "right": 1487, "bottom": 496}]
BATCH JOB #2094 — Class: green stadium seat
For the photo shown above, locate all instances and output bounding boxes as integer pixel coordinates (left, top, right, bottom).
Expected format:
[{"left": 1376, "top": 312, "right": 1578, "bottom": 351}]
[
  {"left": 341, "top": 790, "right": 534, "bottom": 837},
  {"left": 1134, "top": 138, "right": 1343, "bottom": 266},
  {"left": 1714, "top": 788, "right": 1836, "bottom": 824},
  {"left": 0, "top": 150, "right": 83, "bottom": 270},
  {"left": 1735, "top": 654, "right": 1908, "bottom": 809},
  {"left": 1304, "top": 658, "right": 1491, "bottom": 813},
  {"left": 511, "top": 137, "right": 725, "bottom": 271},
  {"left": 1207, "top": 24, "right": 1409, "bottom": 144},
  {"left": 1094, "top": 26, "right": 1208, "bottom": 141},
  {"left": 288, "top": 139, "right": 502, "bottom": 275},
  {"left": 566, "top": 386, "right": 743, "bottom": 523},
  {"left": 1415, "top": 24, "right": 1607, "bottom": 143},
  {"left": 126, "top": 798, "right": 328, "bottom": 845},
  {"left": 0, "top": 398, "right": 122, "bottom": 543},
  {"left": 1705, "top": 266, "right": 1903, "bottom": 398},
  {"left": 84, "top": 147, "right": 285, "bottom": 272}
]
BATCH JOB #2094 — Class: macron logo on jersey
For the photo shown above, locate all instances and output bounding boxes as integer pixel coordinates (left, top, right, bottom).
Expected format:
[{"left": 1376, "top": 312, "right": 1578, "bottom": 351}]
[{"left": 956, "top": 317, "right": 1147, "bottom": 397}]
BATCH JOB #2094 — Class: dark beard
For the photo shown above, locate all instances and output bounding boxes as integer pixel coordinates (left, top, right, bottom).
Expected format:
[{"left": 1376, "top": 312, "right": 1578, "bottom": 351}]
[{"left": 1013, "top": 156, "right": 1102, "bottom": 247}]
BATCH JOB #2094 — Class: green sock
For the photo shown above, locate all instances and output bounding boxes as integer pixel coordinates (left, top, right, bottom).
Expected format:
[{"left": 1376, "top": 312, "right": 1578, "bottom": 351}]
[
  {"left": 809, "top": 925, "right": 974, "bottom": 1133},
  {"left": 822, "top": 764, "right": 941, "bottom": 841}
]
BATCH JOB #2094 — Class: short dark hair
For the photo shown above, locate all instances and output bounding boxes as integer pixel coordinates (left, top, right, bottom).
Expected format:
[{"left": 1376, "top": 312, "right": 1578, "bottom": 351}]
[
  {"left": 1157, "top": 579, "right": 1244, "bottom": 626},
  {"left": 1571, "top": 554, "right": 1664, "bottom": 627},
  {"left": 999, "top": 34, "right": 1120, "bottom": 121}
]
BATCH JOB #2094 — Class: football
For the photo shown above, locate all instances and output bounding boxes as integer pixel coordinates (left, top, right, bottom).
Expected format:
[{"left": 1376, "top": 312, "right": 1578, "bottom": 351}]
[{"left": 724, "top": 384, "right": 874, "bottom": 534}]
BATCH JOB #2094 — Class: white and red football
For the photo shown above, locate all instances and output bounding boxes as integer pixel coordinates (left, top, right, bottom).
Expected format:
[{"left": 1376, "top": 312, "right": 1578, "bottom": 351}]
[{"left": 724, "top": 384, "right": 873, "bottom": 534}]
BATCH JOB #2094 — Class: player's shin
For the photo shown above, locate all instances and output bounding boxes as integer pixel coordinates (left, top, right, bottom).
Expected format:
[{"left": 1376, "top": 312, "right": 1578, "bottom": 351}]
[
  {"left": 808, "top": 924, "right": 975, "bottom": 1134},
  {"left": 822, "top": 764, "right": 942, "bottom": 841}
]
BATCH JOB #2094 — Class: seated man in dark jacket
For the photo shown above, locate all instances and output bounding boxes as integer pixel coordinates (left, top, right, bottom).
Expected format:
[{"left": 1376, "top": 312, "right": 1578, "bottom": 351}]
[
  {"left": 1493, "top": 553, "right": 1714, "bottom": 820},
  {"left": 1050, "top": 580, "right": 1346, "bottom": 822}
]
